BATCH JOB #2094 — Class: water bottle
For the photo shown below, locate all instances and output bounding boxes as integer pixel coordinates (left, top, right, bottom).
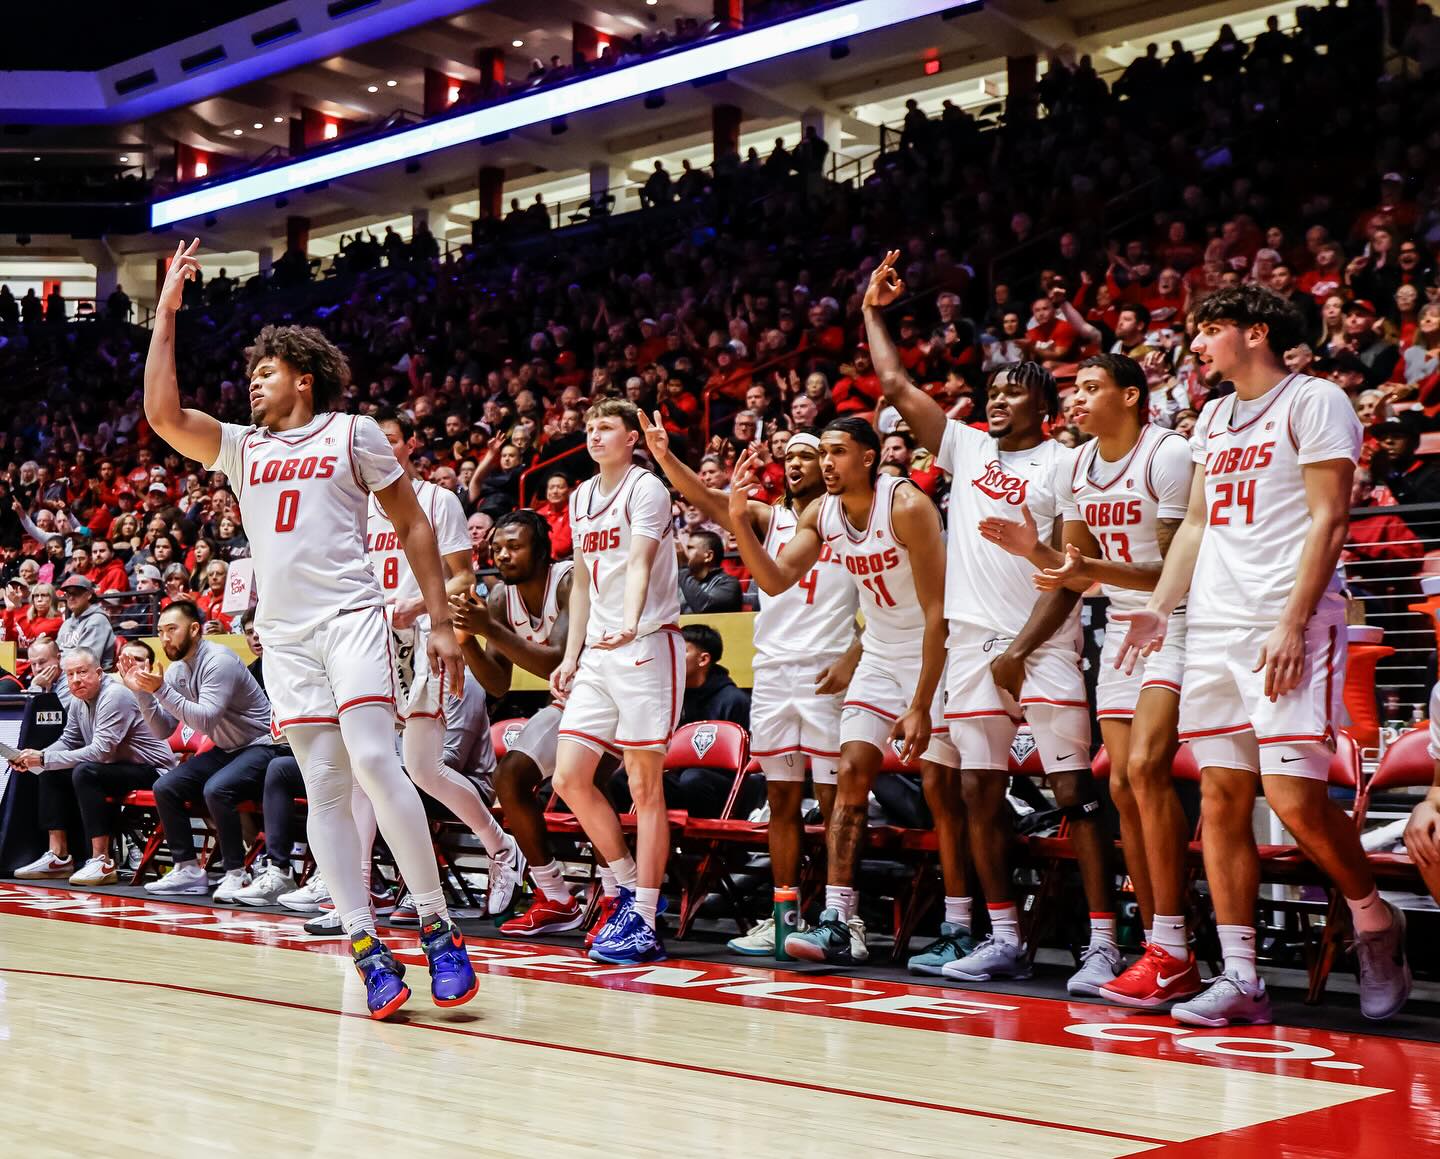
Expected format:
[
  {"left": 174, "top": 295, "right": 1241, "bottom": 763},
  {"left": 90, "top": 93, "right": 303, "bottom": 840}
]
[{"left": 773, "top": 887, "right": 799, "bottom": 962}]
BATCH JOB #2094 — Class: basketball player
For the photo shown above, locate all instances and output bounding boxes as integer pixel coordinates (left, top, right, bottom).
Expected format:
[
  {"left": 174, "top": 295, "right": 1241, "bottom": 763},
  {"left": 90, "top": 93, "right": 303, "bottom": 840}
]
[
  {"left": 864, "top": 251, "right": 1119, "bottom": 993},
  {"left": 979, "top": 353, "right": 1202, "bottom": 1006},
  {"left": 640, "top": 413, "right": 862, "bottom": 956},
  {"left": 1115, "top": 284, "right": 1411, "bottom": 1025},
  {"left": 449, "top": 510, "right": 591, "bottom": 936},
  {"left": 727, "top": 418, "right": 950, "bottom": 964},
  {"left": 550, "top": 399, "right": 684, "bottom": 965},
  {"left": 143, "top": 239, "right": 476, "bottom": 1020},
  {"left": 368, "top": 411, "right": 524, "bottom": 915}
]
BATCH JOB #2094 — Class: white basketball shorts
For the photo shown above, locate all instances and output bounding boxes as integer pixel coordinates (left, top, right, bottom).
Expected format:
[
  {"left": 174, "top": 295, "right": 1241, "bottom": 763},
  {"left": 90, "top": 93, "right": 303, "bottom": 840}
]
[
  {"left": 266, "top": 605, "right": 397, "bottom": 734},
  {"left": 508, "top": 704, "right": 563, "bottom": 780},
  {"left": 1096, "top": 607, "right": 1188, "bottom": 720},
  {"left": 392, "top": 618, "right": 446, "bottom": 722},
  {"left": 750, "top": 661, "right": 844, "bottom": 784},
  {"left": 1179, "top": 608, "right": 1345, "bottom": 780},
  {"left": 942, "top": 620, "right": 1090, "bottom": 774},
  {"left": 840, "top": 646, "right": 956, "bottom": 766},
  {"left": 558, "top": 627, "right": 685, "bottom": 755}
]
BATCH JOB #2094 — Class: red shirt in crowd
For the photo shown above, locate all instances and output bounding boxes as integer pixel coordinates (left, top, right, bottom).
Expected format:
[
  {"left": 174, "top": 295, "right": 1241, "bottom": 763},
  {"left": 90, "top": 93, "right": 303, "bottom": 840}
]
[
  {"left": 832, "top": 371, "right": 882, "bottom": 415},
  {"left": 90, "top": 560, "right": 130, "bottom": 594},
  {"left": 1027, "top": 318, "right": 1079, "bottom": 360},
  {"left": 532, "top": 500, "right": 573, "bottom": 560},
  {"left": 1297, "top": 269, "right": 1343, "bottom": 302}
]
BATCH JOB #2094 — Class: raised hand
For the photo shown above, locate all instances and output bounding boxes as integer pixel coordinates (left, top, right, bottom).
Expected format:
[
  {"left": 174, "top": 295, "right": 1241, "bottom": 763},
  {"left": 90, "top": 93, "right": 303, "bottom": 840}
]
[
  {"left": 157, "top": 239, "right": 201, "bottom": 314},
  {"left": 639, "top": 409, "right": 670, "bottom": 461},
  {"left": 863, "top": 249, "right": 906, "bottom": 310}
]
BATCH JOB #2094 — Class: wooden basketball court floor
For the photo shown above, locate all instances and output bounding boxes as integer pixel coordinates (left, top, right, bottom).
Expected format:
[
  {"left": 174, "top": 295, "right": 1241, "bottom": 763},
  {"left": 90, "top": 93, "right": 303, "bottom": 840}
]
[{"left": 2, "top": 883, "right": 1439, "bottom": 1157}]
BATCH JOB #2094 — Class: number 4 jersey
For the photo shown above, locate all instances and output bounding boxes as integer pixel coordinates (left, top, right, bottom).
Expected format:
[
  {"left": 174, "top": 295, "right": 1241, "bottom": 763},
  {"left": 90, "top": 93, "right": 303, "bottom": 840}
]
[
  {"left": 208, "top": 412, "right": 404, "bottom": 645},
  {"left": 1189, "top": 373, "right": 1361, "bottom": 630}
]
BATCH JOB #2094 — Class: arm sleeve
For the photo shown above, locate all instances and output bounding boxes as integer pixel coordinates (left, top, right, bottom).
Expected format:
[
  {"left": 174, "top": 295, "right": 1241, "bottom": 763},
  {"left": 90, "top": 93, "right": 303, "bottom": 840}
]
[
  {"left": 935, "top": 417, "right": 986, "bottom": 475},
  {"left": 350, "top": 416, "right": 406, "bottom": 493},
  {"left": 205, "top": 422, "right": 249, "bottom": 479},
  {"left": 1290, "top": 382, "right": 1363, "bottom": 465},
  {"left": 18, "top": 512, "right": 56, "bottom": 544},
  {"left": 432, "top": 488, "right": 471, "bottom": 557},
  {"left": 1149, "top": 434, "right": 1194, "bottom": 520},
  {"left": 627, "top": 474, "right": 672, "bottom": 543},
  {"left": 43, "top": 692, "right": 134, "bottom": 770}
]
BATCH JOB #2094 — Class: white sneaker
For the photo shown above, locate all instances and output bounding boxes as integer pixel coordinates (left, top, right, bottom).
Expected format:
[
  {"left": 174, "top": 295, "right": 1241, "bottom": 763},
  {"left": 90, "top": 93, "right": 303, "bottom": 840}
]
[
  {"left": 278, "top": 873, "right": 330, "bottom": 913},
  {"left": 145, "top": 862, "right": 211, "bottom": 894},
  {"left": 15, "top": 850, "right": 74, "bottom": 880},
  {"left": 389, "top": 892, "right": 419, "bottom": 924},
  {"left": 212, "top": 868, "right": 252, "bottom": 903},
  {"left": 235, "top": 865, "right": 297, "bottom": 906},
  {"left": 487, "top": 836, "right": 527, "bottom": 916},
  {"left": 847, "top": 914, "right": 870, "bottom": 963},
  {"left": 1067, "top": 942, "right": 1125, "bottom": 996},
  {"left": 69, "top": 856, "right": 117, "bottom": 886},
  {"left": 303, "top": 907, "right": 347, "bottom": 937}
]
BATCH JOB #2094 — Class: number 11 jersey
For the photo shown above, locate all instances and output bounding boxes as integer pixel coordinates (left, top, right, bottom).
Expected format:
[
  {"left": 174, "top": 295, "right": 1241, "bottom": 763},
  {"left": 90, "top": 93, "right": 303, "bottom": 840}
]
[
  {"left": 1189, "top": 373, "right": 1360, "bottom": 630},
  {"left": 208, "top": 412, "right": 404, "bottom": 645}
]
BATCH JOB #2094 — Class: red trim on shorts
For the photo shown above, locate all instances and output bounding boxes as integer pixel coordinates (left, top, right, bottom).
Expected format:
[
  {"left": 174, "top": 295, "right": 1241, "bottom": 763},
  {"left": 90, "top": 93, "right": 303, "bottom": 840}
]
[
  {"left": 1096, "top": 709, "right": 1135, "bottom": 719},
  {"left": 276, "top": 715, "right": 340, "bottom": 729},
  {"left": 754, "top": 744, "right": 844, "bottom": 759},
  {"left": 1018, "top": 697, "right": 1089, "bottom": 708},
  {"left": 1256, "top": 733, "right": 1328, "bottom": 745},
  {"left": 338, "top": 695, "right": 395, "bottom": 714},
  {"left": 1178, "top": 723, "right": 1252, "bottom": 740},
  {"left": 614, "top": 738, "right": 671, "bottom": 749},
  {"left": 399, "top": 666, "right": 447, "bottom": 723},
  {"left": 842, "top": 699, "right": 898, "bottom": 720},
  {"left": 944, "top": 709, "right": 1011, "bottom": 719},
  {"left": 1140, "top": 679, "right": 1181, "bottom": 692},
  {"left": 259, "top": 412, "right": 342, "bottom": 447},
  {"left": 1323, "top": 624, "right": 1337, "bottom": 741},
  {"left": 557, "top": 729, "right": 622, "bottom": 754}
]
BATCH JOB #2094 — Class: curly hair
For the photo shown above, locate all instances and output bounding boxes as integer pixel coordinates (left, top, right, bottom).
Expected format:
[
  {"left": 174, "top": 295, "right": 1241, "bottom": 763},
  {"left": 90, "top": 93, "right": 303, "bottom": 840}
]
[
  {"left": 1191, "top": 285, "right": 1304, "bottom": 358},
  {"left": 245, "top": 325, "right": 351, "bottom": 411}
]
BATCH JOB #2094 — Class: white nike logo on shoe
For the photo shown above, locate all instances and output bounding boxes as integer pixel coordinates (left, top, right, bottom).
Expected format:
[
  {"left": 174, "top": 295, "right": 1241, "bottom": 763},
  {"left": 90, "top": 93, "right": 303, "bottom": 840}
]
[{"left": 1156, "top": 970, "right": 1188, "bottom": 987}]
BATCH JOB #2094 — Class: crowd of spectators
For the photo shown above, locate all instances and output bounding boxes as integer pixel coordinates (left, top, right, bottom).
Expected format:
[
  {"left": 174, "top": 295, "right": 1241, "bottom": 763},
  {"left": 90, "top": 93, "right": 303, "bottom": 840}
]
[{"left": 0, "top": 2, "right": 1439, "bottom": 690}]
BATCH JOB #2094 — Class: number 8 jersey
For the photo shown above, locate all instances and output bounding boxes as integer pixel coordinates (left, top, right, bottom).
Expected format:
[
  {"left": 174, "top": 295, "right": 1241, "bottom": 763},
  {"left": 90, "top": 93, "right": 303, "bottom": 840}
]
[
  {"left": 208, "top": 412, "right": 404, "bottom": 645},
  {"left": 1188, "top": 373, "right": 1361, "bottom": 630}
]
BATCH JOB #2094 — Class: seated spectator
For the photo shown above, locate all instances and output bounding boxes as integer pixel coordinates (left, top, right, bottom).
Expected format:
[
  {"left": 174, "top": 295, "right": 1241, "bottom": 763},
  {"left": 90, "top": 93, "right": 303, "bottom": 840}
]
[
  {"left": 23, "top": 637, "right": 67, "bottom": 705},
  {"left": 468, "top": 511, "right": 495, "bottom": 571},
  {"left": 679, "top": 529, "right": 743, "bottom": 613},
  {"left": 1025, "top": 295, "right": 1080, "bottom": 365},
  {"left": 1370, "top": 412, "right": 1440, "bottom": 509},
  {"left": 1342, "top": 299, "right": 1400, "bottom": 387},
  {"left": 88, "top": 540, "right": 129, "bottom": 594},
  {"left": 237, "top": 612, "right": 266, "bottom": 690},
  {"left": 195, "top": 560, "right": 233, "bottom": 631},
  {"left": 1396, "top": 303, "right": 1440, "bottom": 414},
  {"left": 55, "top": 575, "right": 116, "bottom": 670},
  {"left": 532, "top": 473, "right": 574, "bottom": 560},
  {"left": 161, "top": 563, "right": 198, "bottom": 608},
  {"left": 125, "top": 601, "right": 282, "bottom": 903},
  {"left": 11, "top": 647, "right": 177, "bottom": 886}
]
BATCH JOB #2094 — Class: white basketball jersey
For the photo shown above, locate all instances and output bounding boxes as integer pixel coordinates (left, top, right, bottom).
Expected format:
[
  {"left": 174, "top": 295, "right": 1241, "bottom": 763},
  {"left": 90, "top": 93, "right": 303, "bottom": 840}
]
[
  {"left": 208, "top": 412, "right": 403, "bottom": 644},
  {"left": 1065, "top": 425, "right": 1192, "bottom": 612},
  {"left": 504, "top": 560, "right": 575, "bottom": 645},
  {"left": 366, "top": 478, "right": 471, "bottom": 625},
  {"left": 1189, "top": 373, "right": 1361, "bottom": 629},
  {"left": 570, "top": 465, "right": 681, "bottom": 644},
  {"left": 936, "top": 420, "right": 1079, "bottom": 637},
  {"left": 817, "top": 473, "right": 924, "bottom": 648},
  {"left": 753, "top": 503, "right": 857, "bottom": 670}
]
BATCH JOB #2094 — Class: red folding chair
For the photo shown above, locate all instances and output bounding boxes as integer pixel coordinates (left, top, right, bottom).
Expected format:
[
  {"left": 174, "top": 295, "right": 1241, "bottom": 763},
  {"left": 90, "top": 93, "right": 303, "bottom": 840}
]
[
  {"left": 125, "top": 724, "right": 217, "bottom": 884},
  {"left": 491, "top": 718, "right": 527, "bottom": 761},
  {"left": 667, "top": 721, "right": 750, "bottom": 938}
]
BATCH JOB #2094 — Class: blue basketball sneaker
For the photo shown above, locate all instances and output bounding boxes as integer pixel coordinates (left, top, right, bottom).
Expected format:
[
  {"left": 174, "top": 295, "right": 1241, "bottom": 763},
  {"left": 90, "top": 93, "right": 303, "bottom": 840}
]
[
  {"left": 420, "top": 917, "right": 479, "bottom": 1007},
  {"left": 588, "top": 898, "right": 667, "bottom": 965},
  {"left": 351, "top": 931, "right": 410, "bottom": 1020}
]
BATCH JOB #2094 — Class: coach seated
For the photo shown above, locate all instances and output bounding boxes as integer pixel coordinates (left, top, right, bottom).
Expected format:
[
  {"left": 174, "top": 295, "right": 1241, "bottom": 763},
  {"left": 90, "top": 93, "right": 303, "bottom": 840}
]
[
  {"left": 122, "top": 601, "right": 282, "bottom": 903},
  {"left": 24, "top": 638, "right": 71, "bottom": 707},
  {"left": 11, "top": 647, "right": 177, "bottom": 886}
]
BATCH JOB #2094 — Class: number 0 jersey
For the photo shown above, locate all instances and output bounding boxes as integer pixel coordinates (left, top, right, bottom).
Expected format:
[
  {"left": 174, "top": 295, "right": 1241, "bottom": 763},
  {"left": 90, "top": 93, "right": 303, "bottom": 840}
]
[
  {"left": 209, "top": 412, "right": 403, "bottom": 645},
  {"left": 1188, "top": 373, "right": 1361, "bottom": 630},
  {"left": 366, "top": 477, "right": 470, "bottom": 628},
  {"left": 816, "top": 473, "right": 925, "bottom": 649},
  {"left": 1060, "top": 424, "right": 1192, "bottom": 612},
  {"left": 752, "top": 503, "right": 857, "bottom": 671}
]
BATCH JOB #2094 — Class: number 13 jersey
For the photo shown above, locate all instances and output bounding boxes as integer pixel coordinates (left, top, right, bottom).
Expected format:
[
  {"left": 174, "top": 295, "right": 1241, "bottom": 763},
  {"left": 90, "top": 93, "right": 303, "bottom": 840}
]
[
  {"left": 208, "top": 412, "right": 404, "bottom": 645},
  {"left": 1188, "top": 373, "right": 1360, "bottom": 630}
]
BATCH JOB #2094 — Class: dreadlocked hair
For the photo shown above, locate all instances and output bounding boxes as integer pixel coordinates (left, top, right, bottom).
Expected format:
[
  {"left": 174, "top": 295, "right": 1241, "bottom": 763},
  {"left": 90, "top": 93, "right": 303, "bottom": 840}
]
[
  {"left": 494, "top": 508, "right": 552, "bottom": 567},
  {"left": 990, "top": 360, "right": 1060, "bottom": 421},
  {"left": 245, "top": 325, "right": 351, "bottom": 411}
]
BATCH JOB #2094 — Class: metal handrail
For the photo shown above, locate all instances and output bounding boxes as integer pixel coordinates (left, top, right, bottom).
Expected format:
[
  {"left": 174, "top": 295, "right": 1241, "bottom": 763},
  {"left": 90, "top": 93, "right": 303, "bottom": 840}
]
[{"left": 518, "top": 442, "right": 591, "bottom": 507}]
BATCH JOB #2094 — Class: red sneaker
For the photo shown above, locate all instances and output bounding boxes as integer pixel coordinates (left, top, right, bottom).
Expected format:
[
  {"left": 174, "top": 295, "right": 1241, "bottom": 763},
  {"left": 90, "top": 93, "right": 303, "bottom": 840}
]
[
  {"left": 584, "top": 893, "right": 620, "bottom": 949},
  {"left": 1098, "top": 943, "right": 1204, "bottom": 1008},
  {"left": 500, "top": 894, "right": 585, "bottom": 937}
]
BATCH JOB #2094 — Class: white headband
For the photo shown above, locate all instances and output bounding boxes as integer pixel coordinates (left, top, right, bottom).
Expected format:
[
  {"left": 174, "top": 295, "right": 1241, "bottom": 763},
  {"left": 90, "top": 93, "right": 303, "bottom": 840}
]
[{"left": 786, "top": 432, "right": 821, "bottom": 452}]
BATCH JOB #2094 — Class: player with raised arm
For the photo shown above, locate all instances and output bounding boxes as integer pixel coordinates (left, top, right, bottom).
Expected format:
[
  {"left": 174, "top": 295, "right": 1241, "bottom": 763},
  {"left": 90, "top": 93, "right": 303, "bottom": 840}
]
[
  {"left": 549, "top": 399, "right": 684, "bottom": 965},
  {"left": 979, "top": 353, "right": 1202, "bottom": 1006},
  {"left": 864, "top": 250, "right": 1119, "bottom": 992},
  {"left": 143, "top": 240, "right": 476, "bottom": 1021},
  {"left": 449, "top": 510, "right": 590, "bottom": 936},
  {"left": 641, "top": 412, "right": 861, "bottom": 957},
  {"left": 728, "top": 418, "right": 950, "bottom": 964},
  {"left": 365, "top": 410, "right": 522, "bottom": 915},
  {"left": 1114, "top": 284, "right": 1411, "bottom": 1026}
]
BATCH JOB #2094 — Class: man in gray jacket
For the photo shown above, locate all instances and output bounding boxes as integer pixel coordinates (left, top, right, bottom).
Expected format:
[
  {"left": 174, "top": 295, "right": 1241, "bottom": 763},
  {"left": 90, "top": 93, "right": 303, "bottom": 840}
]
[
  {"left": 11, "top": 647, "right": 176, "bottom": 886},
  {"left": 122, "top": 601, "right": 282, "bottom": 904},
  {"left": 55, "top": 575, "right": 117, "bottom": 670}
]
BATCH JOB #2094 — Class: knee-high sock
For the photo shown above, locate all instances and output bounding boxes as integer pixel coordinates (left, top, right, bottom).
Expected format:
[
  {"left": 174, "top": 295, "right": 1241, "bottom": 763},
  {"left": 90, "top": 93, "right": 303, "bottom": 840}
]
[
  {"left": 338, "top": 703, "right": 448, "bottom": 923},
  {"left": 289, "top": 723, "right": 373, "bottom": 936},
  {"left": 402, "top": 714, "right": 509, "bottom": 856}
]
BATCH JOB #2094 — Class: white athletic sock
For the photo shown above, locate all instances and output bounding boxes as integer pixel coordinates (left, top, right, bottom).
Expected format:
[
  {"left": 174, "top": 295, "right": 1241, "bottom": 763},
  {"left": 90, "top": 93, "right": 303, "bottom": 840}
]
[
  {"left": 1218, "top": 924, "right": 1259, "bottom": 984},
  {"left": 532, "top": 860, "right": 572, "bottom": 903},
  {"left": 633, "top": 886, "right": 660, "bottom": 929},
  {"left": 1088, "top": 912, "right": 1118, "bottom": 950},
  {"left": 1151, "top": 914, "right": 1189, "bottom": 961},
  {"left": 342, "top": 908, "right": 376, "bottom": 938},
  {"left": 597, "top": 864, "right": 620, "bottom": 898},
  {"left": 1346, "top": 888, "right": 1393, "bottom": 934},
  {"left": 610, "top": 856, "right": 638, "bottom": 892},
  {"left": 1144, "top": 927, "right": 1153, "bottom": 946},
  {"left": 411, "top": 887, "right": 450, "bottom": 927},
  {"left": 988, "top": 903, "right": 1021, "bottom": 948},
  {"left": 825, "top": 884, "right": 856, "bottom": 921},
  {"left": 944, "top": 896, "right": 973, "bottom": 929}
]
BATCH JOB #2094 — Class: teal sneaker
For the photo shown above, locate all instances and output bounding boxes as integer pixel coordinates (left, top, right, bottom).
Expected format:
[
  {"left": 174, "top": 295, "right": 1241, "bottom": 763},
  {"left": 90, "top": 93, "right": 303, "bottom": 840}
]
[
  {"left": 907, "top": 923, "right": 977, "bottom": 976},
  {"left": 784, "top": 907, "right": 858, "bottom": 965}
]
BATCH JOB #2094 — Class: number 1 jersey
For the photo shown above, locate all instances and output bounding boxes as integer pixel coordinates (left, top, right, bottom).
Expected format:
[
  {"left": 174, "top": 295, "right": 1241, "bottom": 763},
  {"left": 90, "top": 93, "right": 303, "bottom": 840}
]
[
  {"left": 208, "top": 412, "right": 404, "bottom": 644},
  {"left": 1189, "top": 373, "right": 1360, "bottom": 630}
]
